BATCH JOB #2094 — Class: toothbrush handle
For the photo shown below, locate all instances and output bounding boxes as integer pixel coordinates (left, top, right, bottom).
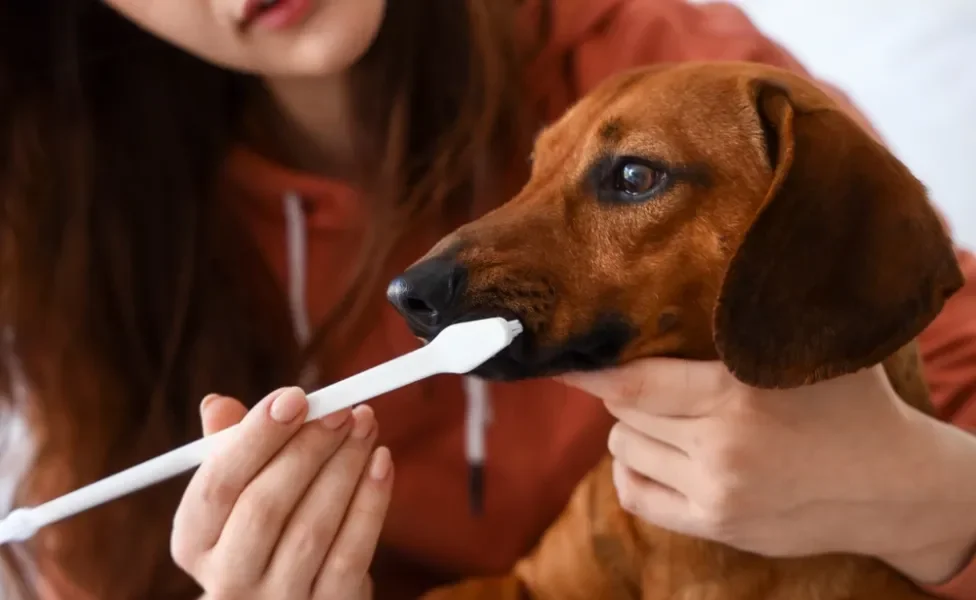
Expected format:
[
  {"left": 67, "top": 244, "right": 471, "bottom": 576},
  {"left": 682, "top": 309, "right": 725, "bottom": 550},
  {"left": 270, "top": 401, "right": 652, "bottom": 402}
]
[
  {"left": 305, "top": 345, "right": 437, "bottom": 420},
  {"left": 25, "top": 345, "right": 440, "bottom": 532},
  {"left": 29, "top": 430, "right": 231, "bottom": 530}
]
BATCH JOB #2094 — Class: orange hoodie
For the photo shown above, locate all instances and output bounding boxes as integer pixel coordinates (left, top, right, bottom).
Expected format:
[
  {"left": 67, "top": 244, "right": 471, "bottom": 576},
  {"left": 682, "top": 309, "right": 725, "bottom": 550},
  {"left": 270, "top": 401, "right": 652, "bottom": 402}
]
[
  {"left": 33, "top": 0, "right": 976, "bottom": 599},
  {"left": 220, "top": 1, "right": 976, "bottom": 598}
]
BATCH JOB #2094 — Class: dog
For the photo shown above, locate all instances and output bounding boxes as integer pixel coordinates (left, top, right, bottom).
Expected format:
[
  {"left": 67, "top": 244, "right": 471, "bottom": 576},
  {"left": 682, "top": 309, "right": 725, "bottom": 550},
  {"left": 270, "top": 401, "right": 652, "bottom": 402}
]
[{"left": 386, "top": 61, "right": 965, "bottom": 600}]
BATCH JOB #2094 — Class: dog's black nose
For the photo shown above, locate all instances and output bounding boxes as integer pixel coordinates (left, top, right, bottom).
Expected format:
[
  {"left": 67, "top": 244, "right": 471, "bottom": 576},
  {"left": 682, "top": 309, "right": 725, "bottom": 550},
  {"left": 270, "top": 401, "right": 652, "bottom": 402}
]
[{"left": 387, "top": 259, "right": 467, "bottom": 329}]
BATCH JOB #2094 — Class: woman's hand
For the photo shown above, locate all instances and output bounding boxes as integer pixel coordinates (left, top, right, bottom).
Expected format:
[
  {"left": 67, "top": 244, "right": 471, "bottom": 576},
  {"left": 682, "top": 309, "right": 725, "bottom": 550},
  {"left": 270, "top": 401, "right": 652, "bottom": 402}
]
[
  {"left": 561, "top": 359, "right": 976, "bottom": 584},
  {"left": 170, "top": 387, "right": 393, "bottom": 599}
]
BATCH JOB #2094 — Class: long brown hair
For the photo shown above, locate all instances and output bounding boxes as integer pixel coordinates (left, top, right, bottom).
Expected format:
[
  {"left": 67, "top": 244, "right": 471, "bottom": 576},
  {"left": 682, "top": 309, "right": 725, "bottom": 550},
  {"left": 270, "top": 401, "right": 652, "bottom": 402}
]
[{"left": 0, "top": 0, "right": 537, "bottom": 597}]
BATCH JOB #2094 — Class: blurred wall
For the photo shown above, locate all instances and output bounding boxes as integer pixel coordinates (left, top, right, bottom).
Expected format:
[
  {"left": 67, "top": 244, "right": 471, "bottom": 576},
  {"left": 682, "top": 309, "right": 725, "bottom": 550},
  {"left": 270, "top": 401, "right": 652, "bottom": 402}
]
[{"left": 692, "top": 0, "right": 976, "bottom": 248}]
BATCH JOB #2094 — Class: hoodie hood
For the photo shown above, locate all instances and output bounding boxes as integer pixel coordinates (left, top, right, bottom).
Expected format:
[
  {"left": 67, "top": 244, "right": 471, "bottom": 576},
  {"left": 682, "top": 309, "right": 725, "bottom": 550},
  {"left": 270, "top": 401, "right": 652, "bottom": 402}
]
[{"left": 520, "top": 0, "right": 630, "bottom": 121}]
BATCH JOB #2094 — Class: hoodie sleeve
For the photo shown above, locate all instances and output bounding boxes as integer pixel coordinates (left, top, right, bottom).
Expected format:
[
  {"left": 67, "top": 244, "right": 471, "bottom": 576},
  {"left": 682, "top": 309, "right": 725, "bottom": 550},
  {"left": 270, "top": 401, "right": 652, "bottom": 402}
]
[{"left": 566, "top": 1, "right": 976, "bottom": 596}]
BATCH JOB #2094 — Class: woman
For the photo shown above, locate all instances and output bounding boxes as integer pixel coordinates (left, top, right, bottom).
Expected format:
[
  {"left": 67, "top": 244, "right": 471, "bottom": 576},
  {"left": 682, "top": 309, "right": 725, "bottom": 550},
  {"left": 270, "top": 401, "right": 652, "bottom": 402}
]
[{"left": 1, "top": 0, "right": 974, "bottom": 598}]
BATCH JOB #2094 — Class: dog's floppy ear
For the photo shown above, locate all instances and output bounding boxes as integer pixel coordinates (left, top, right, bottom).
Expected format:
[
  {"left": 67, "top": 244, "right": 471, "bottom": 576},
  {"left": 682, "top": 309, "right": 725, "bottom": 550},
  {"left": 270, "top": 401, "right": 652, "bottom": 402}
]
[{"left": 714, "top": 81, "right": 964, "bottom": 389}]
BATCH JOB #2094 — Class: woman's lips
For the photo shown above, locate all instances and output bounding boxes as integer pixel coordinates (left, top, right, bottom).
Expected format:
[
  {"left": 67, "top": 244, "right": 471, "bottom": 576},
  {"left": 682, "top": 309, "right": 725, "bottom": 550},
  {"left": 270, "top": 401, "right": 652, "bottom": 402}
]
[{"left": 239, "top": 0, "right": 312, "bottom": 32}]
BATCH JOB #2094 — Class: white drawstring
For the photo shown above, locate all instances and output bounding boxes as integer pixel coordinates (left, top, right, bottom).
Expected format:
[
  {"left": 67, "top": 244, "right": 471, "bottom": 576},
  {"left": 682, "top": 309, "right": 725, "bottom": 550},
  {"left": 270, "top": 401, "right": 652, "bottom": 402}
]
[
  {"left": 463, "top": 375, "right": 491, "bottom": 515},
  {"left": 282, "top": 190, "right": 490, "bottom": 513},
  {"left": 283, "top": 192, "right": 311, "bottom": 346},
  {"left": 283, "top": 192, "right": 317, "bottom": 388}
]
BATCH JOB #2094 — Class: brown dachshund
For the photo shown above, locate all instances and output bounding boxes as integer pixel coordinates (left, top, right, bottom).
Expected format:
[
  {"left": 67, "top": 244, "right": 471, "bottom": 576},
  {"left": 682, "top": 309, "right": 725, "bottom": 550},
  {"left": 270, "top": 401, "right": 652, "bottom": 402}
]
[{"left": 386, "top": 61, "right": 965, "bottom": 600}]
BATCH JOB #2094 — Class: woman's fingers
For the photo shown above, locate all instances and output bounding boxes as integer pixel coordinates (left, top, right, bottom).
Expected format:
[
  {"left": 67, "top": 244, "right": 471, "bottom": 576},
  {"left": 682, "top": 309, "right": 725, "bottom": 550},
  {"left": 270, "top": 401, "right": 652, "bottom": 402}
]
[
  {"left": 172, "top": 393, "right": 390, "bottom": 599},
  {"left": 199, "top": 394, "right": 248, "bottom": 436},
  {"left": 603, "top": 403, "right": 699, "bottom": 451},
  {"left": 611, "top": 459, "right": 693, "bottom": 534},
  {"left": 209, "top": 405, "right": 355, "bottom": 580},
  {"left": 172, "top": 387, "right": 309, "bottom": 568},
  {"left": 607, "top": 421, "right": 691, "bottom": 495},
  {"left": 267, "top": 405, "right": 382, "bottom": 592},
  {"left": 311, "top": 445, "right": 394, "bottom": 599}
]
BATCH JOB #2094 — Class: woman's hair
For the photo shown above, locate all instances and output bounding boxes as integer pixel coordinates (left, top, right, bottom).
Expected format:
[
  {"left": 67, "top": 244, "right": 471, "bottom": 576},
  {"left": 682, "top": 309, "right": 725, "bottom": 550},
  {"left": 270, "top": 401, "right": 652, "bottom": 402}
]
[{"left": 0, "top": 1, "right": 539, "bottom": 596}]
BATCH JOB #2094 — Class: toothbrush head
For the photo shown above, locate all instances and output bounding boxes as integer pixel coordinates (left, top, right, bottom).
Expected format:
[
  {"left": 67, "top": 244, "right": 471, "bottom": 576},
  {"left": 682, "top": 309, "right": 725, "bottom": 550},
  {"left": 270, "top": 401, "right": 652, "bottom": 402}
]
[{"left": 426, "top": 318, "right": 523, "bottom": 374}]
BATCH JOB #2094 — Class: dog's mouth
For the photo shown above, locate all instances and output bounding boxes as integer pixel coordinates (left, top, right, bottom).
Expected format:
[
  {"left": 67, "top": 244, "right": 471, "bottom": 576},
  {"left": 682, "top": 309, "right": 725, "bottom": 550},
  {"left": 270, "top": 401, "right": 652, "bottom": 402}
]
[
  {"left": 387, "top": 269, "right": 638, "bottom": 381},
  {"left": 464, "top": 312, "right": 636, "bottom": 381}
]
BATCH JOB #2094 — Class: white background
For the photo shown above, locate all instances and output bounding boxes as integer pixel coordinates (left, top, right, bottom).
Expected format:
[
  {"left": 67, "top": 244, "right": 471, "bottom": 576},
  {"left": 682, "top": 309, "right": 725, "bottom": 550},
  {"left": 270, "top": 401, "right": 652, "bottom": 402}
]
[{"left": 691, "top": 0, "right": 976, "bottom": 248}]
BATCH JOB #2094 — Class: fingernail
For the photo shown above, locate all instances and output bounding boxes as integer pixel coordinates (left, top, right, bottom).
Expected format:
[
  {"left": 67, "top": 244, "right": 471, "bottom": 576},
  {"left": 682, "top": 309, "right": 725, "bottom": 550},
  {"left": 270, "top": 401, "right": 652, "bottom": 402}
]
[
  {"left": 369, "top": 447, "right": 392, "bottom": 481},
  {"left": 319, "top": 408, "right": 351, "bottom": 430},
  {"left": 269, "top": 388, "right": 305, "bottom": 423},
  {"left": 351, "top": 405, "right": 375, "bottom": 439},
  {"left": 200, "top": 394, "right": 220, "bottom": 415}
]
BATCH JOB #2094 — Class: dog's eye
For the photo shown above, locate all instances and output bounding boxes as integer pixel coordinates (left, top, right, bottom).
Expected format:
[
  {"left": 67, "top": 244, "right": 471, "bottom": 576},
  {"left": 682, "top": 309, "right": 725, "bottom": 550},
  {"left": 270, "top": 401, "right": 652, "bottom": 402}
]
[
  {"left": 616, "top": 163, "right": 656, "bottom": 195},
  {"left": 590, "top": 156, "right": 671, "bottom": 204},
  {"left": 606, "top": 159, "right": 667, "bottom": 202}
]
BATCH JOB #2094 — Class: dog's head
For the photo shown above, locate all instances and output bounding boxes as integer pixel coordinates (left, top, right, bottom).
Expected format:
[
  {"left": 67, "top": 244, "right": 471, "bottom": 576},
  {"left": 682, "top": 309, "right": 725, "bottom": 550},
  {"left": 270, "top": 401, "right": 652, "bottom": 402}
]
[{"left": 387, "top": 61, "right": 964, "bottom": 387}]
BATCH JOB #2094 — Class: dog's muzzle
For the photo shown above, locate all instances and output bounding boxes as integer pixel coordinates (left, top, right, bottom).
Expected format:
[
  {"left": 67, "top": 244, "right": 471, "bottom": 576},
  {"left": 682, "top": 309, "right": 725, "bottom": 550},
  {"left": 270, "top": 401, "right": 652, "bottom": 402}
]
[{"left": 388, "top": 256, "right": 637, "bottom": 380}]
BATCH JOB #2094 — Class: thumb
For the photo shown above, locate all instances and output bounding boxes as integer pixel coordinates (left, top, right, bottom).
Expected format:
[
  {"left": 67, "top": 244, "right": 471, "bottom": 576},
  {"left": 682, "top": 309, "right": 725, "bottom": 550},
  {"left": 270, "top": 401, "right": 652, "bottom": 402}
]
[
  {"left": 557, "top": 358, "right": 733, "bottom": 417},
  {"left": 199, "top": 394, "right": 249, "bottom": 436}
]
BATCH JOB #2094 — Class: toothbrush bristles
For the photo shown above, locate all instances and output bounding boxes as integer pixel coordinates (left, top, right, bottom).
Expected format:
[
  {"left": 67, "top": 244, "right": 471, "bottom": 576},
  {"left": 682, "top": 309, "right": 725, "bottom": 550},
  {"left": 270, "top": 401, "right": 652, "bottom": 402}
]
[{"left": 507, "top": 320, "right": 524, "bottom": 337}]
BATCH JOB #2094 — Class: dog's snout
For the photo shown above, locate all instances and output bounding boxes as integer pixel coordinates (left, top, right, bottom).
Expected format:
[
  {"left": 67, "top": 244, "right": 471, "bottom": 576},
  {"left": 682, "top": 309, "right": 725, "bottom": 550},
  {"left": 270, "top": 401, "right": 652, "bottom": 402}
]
[{"left": 387, "top": 259, "right": 467, "bottom": 330}]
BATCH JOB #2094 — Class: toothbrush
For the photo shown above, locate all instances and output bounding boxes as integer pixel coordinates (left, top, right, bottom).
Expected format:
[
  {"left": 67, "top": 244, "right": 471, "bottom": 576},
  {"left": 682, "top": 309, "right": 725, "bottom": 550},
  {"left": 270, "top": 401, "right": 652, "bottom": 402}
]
[{"left": 0, "top": 317, "right": 523, "bottom": 545}]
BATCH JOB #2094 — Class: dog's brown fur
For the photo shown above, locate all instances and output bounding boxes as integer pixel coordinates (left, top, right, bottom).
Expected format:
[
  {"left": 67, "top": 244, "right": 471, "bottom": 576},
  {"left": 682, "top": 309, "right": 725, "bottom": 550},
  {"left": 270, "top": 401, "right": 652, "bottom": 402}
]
[{"left": 394, "top": 61, "right": 964, "bottom": 599}]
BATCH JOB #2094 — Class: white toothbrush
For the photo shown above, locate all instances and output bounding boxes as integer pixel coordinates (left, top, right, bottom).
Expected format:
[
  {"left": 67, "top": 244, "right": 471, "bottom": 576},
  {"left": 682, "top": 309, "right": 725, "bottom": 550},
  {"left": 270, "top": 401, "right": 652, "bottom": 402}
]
[{"left": 0, "top": 317, "right": 523, "bottom": 545}]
